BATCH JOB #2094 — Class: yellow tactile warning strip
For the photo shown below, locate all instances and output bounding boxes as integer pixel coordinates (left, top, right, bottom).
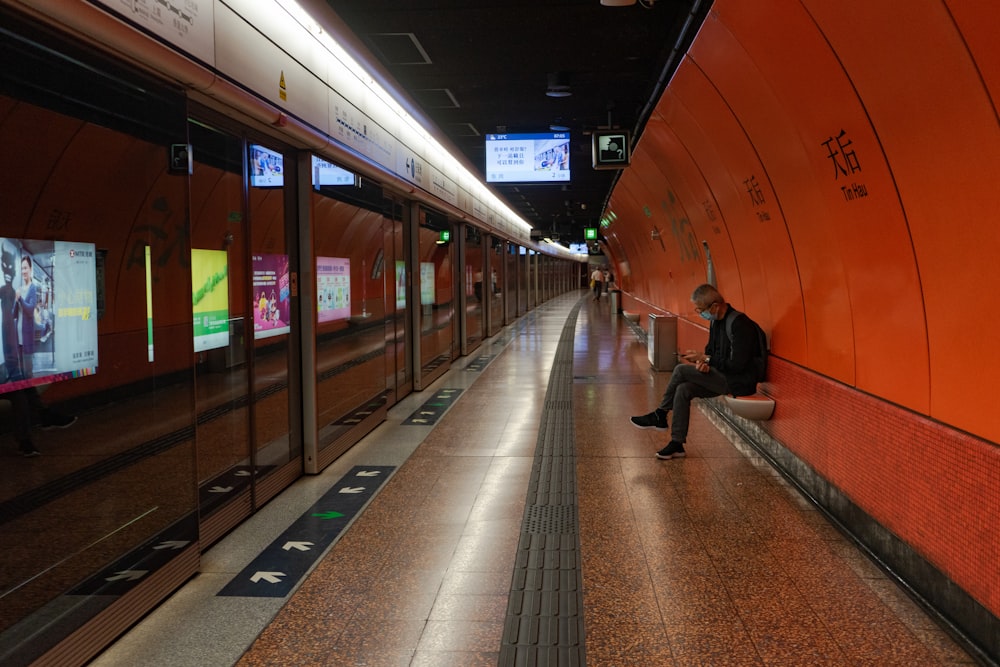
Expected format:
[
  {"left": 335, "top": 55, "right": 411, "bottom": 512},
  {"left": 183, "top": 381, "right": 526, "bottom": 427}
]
[{"left": 500, "top": 299, "right": 586, "bottom": 666}]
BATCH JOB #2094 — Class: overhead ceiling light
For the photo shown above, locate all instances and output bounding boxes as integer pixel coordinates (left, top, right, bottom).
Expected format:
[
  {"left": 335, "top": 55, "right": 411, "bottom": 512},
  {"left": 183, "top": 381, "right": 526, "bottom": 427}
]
[
  {"left": 600, "top": 0, "right": 636, "bottom": 5},
  {"left": 546, "top": 72, "right": 572, "bottom": 98}
]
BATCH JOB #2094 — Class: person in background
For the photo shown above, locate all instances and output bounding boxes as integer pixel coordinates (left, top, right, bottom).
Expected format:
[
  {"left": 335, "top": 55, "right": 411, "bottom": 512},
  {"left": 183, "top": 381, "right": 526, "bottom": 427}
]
[
  {"left": 15, "top": 254, "right": 37, "bottom": 379},
  {"left": 630, "top": 283, "right": 759, "bottom": 460},
  {"left": 0, "top": 243, "right": 76, "bottom": 457},
  {"left": 590, "top": 266, "right": 604, "bottom": 301}
]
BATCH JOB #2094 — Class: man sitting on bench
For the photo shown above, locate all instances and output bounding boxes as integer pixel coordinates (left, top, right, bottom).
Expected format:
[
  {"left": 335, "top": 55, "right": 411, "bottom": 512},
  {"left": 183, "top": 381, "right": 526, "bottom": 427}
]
[{"left": 630, "top": 283, "right": 763, "bottom": 460}]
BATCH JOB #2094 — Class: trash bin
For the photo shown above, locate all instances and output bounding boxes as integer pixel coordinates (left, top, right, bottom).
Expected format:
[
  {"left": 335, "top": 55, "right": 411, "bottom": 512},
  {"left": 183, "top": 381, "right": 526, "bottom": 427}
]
[
  {"left": 609, "top": 289, "right": 621, "bottom": 314},
  {"left": 647, "top": 314, "right": 677, "bottom": 371}
]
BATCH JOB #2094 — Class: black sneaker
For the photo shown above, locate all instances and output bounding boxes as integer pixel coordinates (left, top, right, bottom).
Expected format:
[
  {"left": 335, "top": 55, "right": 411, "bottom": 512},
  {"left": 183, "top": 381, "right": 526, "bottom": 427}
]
[
  {"left": 655, "top": 441, "right": 686, "bottom": 460},
  {"left": 41, "top": 412, "right": 77, "bottom": 430},
  {"left": 630, "top": 410, "right": 668, "bottom": 430},
  {"left": 19, "top": 441, "right": 41, "bottom": 457}
]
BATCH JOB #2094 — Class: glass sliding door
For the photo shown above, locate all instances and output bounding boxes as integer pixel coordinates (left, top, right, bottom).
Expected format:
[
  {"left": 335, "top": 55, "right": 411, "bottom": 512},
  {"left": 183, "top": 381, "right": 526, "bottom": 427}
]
[
  {"left": 0, "top": 16, "right": 197, "bottom": 662},
  {"left": 465, "top": 225, "right": 483, "bottom": 352},
  {"left": 247, "top": 139, "right": 297, "bottom": 502},
  {"left": 188, "top": 120, "right": 254, "bottom": 540},
  {"left": 416, "top": 208, "right": 454, "bottom": 384},
  {"left": 311, "top": 174, "right": 390, "bottom": 462},
  {"left": 487, "top": 236, "right": 504, "bottom": 335},
  {"left": 384, "top": 196, "right": 410, "bottom": 403}
]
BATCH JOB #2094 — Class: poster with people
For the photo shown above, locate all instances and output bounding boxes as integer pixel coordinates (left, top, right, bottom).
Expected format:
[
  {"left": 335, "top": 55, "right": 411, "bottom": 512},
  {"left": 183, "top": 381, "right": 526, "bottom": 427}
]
[
  {"left": 252, "top": 253, "right": 291, "bottom": 339},
  {"left": 0, "top": 238, "right": 99, "bottom": 392}
]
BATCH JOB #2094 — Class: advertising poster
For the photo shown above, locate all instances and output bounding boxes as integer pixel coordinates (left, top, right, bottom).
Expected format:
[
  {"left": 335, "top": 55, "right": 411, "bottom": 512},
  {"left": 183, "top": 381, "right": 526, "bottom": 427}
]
[
  {"left": 395, "top": 260, "right": 406, "bottom": 311},
  {"left": 317, "top": 256, "right": 350, "bottom": 322},
  {"left": 192, "top": 249, "right": 230, "bottom": 352},
  {"left": 145, "top": 245, "right": 154, "bottom": 362},
  {"left": 0, "top": 238, "right": 99, "bottom": 392},
  {"left": 253, "top": 254, "right": 291, "bottom": 339},
  {"left": 420, "top": 261, "right": 435, "bottom": 306}
]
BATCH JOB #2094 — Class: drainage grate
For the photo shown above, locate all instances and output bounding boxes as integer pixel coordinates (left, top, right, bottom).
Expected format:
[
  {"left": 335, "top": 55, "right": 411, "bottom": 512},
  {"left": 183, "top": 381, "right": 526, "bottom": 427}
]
[{"left": 499, "top": 298, "right": 586, "bottom": 667}]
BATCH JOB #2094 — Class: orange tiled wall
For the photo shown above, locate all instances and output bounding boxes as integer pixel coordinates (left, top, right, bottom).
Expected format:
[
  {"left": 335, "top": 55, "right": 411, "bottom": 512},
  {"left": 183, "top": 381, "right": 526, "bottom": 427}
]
[{"left": 761, "top": 358, "right": 1000, "bottom": 617}]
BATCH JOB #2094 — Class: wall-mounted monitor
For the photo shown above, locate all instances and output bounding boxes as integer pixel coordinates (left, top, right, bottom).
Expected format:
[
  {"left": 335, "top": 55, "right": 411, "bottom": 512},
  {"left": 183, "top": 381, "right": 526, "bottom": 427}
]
[
  {"left": 311, "top": 155, "right": 357, "bottom": 187},
  {"left": 250, "top": 144, "right": 284, "bottom": 187},
  {"left": 591, "top": 130, "right": 631, "bottom": 170},
  {"left": 485, "top": 132, "right": 570, "bottom": 183}
]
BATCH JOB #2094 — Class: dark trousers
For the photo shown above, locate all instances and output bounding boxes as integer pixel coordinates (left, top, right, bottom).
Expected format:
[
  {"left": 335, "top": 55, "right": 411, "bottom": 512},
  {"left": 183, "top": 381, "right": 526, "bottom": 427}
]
[
  {"left": 9, "top": 387, "right": 44, "bottom": 443},
  {"left": 657, "top": 364, "right": 728, "bottom": 443}
]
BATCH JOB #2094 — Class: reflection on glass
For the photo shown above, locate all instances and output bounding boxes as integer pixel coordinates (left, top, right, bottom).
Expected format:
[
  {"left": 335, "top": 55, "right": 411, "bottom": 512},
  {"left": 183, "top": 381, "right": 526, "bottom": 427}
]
[
  {"left": 465, "top": 226, "right": 483, "bottom": 350},
  {"left": 312, "top": 182, "right": 388, "bottom": 450},
  {"left": 247, "top": 143, "right": 294, "bottom": 484},
  {"left": 0, "top": 92, "right": 197, "bottom": 657},
  {"left": 253, "top": 254, "right": 291, "bottom": 340},
  {"left": 191, "top": 248, "right": 231, "bottom": 353},
  {"left": 417, "top": 213, "right": 453, "bottom": 378}
]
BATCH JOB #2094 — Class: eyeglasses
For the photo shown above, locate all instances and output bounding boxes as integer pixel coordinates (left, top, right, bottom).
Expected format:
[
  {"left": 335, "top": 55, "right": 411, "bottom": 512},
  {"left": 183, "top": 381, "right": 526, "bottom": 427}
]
[{"left": 694, "top": 302, "right": 717, "bottom": 315}]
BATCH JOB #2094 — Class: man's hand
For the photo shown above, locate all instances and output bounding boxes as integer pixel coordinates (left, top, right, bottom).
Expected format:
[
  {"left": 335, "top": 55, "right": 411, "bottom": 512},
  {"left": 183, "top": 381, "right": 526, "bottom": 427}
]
[{"left": 680, "top": 350, "right": 709, "bottom": 364}]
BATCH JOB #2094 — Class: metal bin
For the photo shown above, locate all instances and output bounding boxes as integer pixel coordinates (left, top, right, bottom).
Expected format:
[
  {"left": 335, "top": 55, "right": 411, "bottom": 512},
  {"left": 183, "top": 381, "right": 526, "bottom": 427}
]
[{"left": 647, "top": 314, "right": 677, "bottom": 371}]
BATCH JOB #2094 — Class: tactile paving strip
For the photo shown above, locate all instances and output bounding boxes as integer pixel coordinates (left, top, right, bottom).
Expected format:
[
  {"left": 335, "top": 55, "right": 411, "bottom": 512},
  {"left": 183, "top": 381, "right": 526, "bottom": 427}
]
[{"left": 499, "top": 299, "right": 586, "bottom": 667}]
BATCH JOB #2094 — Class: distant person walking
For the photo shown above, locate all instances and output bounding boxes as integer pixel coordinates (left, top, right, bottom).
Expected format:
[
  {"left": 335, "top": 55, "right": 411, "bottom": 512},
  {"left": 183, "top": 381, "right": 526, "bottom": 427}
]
[{"left": 590, "top": 267, "right": 604, "bottom": 301}]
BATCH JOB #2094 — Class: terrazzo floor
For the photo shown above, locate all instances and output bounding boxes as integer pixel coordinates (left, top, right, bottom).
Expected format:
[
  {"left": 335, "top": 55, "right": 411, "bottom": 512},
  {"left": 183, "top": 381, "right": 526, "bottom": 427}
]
[{"left": 93, "top": 291, "right": 977, "bottom": 666}]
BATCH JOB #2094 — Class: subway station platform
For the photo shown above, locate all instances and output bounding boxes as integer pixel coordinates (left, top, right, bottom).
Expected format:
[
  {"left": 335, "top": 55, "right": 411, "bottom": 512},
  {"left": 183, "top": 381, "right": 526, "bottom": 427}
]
[{"left": 92, "top": 291, "right": 976, "bottom": 666}]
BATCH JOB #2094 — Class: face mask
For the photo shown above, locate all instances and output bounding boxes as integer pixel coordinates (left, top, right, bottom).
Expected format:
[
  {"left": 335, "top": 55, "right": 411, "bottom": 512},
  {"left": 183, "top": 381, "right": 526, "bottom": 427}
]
[{"left": 698, "top": 310, "right": 713, "bottom": 321}]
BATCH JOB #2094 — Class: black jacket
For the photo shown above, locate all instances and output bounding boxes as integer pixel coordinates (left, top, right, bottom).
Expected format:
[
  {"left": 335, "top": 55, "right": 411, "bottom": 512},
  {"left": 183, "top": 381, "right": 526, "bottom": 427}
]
[{"left": 705, "top": 304, "right": 758, "bottom": 397}]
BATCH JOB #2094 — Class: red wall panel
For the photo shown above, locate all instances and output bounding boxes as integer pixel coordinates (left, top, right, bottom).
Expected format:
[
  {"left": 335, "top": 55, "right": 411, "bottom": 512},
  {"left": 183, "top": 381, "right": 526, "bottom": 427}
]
[
  {"left": 609, "top": 0, "right": 1000, "bottom": 626},
  {"left": 703, "top": 0, "right": 930, "bottom": 411},
  {"left": 803, "top": 0, "right": 1000, "bottom": 437}
]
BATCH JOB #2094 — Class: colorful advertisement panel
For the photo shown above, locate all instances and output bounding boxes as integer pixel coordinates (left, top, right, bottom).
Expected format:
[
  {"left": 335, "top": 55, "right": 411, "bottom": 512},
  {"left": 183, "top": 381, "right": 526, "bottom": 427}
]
[
  {"left": 146, "top": 245, "right": 154, "bottom": 362},
  {"left": 253, "top": 254, "right": 291, "bottom": 339},
  {"left": 317, "top": 257, "right": 350, "bottom": 322},
  {"left": 420, "top": 261, "right": 435, "bottom": 306},
  {"left": 0, "top": 238, "right": 99, "bottom": 392},
  {"left": 395, "top": 260, "right": 406, "bottom": 311},
  {"left": 192, "top": 249, "right": 230, "bottom": 352}
]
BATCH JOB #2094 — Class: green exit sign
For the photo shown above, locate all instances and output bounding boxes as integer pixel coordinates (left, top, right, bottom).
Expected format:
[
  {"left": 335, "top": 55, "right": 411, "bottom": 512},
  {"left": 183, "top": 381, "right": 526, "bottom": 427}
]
[
  {"left": 439, "top": 230, "right": 451, "bottom": 243},
  {"left": 584, "top": 227, "right": 597, "bottom": 240}
]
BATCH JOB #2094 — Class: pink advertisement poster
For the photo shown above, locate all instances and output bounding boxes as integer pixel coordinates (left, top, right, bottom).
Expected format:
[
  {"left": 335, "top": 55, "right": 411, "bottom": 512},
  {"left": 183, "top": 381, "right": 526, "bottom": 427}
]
[
  {"left": 252, "top": 253, "right": 290, "bottom": 339},
  {"left": 317, "top": 256, "right": 350, "bottom": 323}
]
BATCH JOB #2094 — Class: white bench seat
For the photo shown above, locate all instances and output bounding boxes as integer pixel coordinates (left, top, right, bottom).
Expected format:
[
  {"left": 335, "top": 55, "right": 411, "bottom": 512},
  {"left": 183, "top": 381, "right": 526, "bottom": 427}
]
[{"left": 723, "top": 392, "right": 775, "bottom": 420}]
